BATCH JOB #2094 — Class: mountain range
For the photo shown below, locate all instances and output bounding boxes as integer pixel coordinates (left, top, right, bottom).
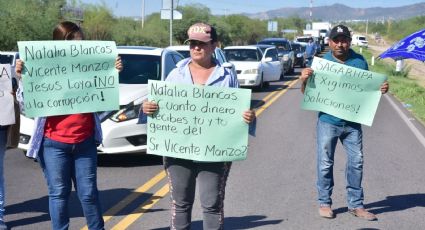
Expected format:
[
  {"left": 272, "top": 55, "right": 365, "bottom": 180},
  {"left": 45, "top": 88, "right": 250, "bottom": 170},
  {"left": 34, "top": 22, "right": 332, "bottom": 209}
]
[{"left": 246, "top": 3, "right": 425, "bottom": 21}]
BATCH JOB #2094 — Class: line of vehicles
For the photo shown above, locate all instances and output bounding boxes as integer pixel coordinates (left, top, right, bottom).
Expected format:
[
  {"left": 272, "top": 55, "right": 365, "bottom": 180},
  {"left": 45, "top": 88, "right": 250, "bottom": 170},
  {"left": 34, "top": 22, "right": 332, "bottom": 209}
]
[{"left": 3, "top": 28, "right": 367, "bottom": 155}]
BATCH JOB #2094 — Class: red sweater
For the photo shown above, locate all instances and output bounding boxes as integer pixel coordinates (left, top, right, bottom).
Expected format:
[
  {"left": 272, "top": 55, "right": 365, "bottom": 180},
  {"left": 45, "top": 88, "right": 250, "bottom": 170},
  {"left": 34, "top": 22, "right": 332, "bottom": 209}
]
[{"left": 44, "top": 113, "right": 94, "bottom": 144}]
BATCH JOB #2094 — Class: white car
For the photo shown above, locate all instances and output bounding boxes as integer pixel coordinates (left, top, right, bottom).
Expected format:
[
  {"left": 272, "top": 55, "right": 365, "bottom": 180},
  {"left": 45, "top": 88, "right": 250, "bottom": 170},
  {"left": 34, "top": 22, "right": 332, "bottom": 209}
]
[
  {"left": 0, "top": 51, "right": 19, "bottom": 79},
  {"left": 167, "top": 45, "right": 238, "bottom": 78},
  {"left": 351, "top": 34, "right": 368, "bottom": 48},
  {"left": 18, "top": 46, "right": 184, "bottom": 154},
  {"left": 223, "top": 45, "right": 282, "bottom": 89}
]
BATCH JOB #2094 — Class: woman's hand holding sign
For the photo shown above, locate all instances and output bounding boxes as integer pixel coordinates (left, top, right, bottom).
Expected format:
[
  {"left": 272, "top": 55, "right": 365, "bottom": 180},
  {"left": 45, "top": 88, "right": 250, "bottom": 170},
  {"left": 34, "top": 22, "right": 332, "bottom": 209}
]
[
  {"left": 243, "top": 110, "right": 256, "bottom": 124},
  {"left": 142, "top": 100, "right": 159, "bottom": 115},
  {"left": 15, "top": 60, "right": 24, "bottom": 80}
]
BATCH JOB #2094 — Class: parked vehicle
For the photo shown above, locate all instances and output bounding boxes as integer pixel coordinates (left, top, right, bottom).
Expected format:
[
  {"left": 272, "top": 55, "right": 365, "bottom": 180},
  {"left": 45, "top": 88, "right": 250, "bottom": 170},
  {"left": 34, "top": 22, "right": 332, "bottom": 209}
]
[
  {"left": 18, "top": 46, "right": 184, "bottom": 154},
  {"left": 223, "top": 45, "right": 282, "bottom": 89},
  {"left": 257, "top": 38, "right": 295, "bottom": 74},
  {"left": 291, "top": 42, "right": 307, "bottom": 67},
  {"left": 0, "top": 51, "right": 19, "bottom": 79},
  {"left": 312, "top": 22, "right": 331, "bottom": 46},
  {"left": 351, "top": 34, "right": 368, "bottom": 48},
  {"left": 167, "top": 45, "right": 238, "bottom": 78}
]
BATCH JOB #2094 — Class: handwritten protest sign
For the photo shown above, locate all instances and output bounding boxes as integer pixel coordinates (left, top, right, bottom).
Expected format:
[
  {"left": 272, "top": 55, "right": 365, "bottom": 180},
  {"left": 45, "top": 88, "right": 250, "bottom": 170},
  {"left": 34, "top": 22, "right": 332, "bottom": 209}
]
[
  {"left": 0, "top": 64, "right": 15, "bottom": 125},
  {"left": 147, "top": 80, "right": 251, "bottom": 162},
  {"left": 17, "top": 41, "right": 119, "bottom": 118},
  {"left": 301, "top": 57, "right": 387, "bottom": 126}
]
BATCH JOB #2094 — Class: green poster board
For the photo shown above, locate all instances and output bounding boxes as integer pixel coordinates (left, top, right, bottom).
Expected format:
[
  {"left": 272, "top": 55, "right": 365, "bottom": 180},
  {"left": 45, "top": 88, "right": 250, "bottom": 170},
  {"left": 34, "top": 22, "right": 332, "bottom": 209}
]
[
  {"left": 18, "top": 40, "right": 119, "bottom": 118},
  {"left": 147, "top": 80, "right": 252, "bottom": 162},
  {"left": 301, "top": 57, "right": 387, "bottom": 126}
]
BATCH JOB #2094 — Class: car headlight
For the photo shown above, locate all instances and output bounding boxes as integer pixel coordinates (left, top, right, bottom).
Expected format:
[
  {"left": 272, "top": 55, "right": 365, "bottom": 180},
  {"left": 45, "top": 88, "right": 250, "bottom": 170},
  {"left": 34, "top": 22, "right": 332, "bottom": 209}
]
[
  {"left": 283, "top": 54, "right": 289, "bottom": 61},
  {"left": 110, "top": 102, "right": 142, "bottom": 122},
  {"left": 243, "top": 68, "right": 258, "bottom": 74},
  {"left": 296, "top": 53, "right": 304, "bottom": 58}
]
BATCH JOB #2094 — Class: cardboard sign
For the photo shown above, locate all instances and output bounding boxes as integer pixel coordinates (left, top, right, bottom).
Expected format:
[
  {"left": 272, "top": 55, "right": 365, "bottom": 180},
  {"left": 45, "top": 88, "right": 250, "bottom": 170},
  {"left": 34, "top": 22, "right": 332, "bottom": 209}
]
[
  {"left": 302, "top": 57, "right": 387, "bottom": 126},
  {"left": 0, "top": 64, "right": 15, "bottom": 125},
  {"left": 17, "top": 40, "right": 119, "bottom": 117},
  {"left": 147, "top": 80, "right": 252, "bottom": 162}
]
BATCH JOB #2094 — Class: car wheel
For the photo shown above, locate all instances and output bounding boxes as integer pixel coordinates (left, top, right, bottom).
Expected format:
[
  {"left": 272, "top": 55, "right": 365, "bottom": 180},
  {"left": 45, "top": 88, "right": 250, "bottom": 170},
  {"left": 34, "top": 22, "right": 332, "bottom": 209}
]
[{"left": 256, "top": 74, "right": 264, "bottom": 90}]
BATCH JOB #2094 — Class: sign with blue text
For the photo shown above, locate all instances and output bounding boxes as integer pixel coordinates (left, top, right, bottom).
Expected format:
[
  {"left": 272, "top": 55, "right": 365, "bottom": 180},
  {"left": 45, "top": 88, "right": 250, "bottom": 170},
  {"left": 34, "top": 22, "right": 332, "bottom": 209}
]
[
  {"left": 17, "top": 40, "right": 119, "bottom": 118},
  {"left": 147, "top": 80, "right": 251, "bottom": 162}
]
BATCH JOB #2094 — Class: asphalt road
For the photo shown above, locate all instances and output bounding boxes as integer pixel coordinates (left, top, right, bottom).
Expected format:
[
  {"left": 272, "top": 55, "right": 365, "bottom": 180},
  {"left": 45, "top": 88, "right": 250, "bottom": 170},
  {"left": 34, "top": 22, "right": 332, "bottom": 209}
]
[{"left": 4, "top": 68, "right": 425, "bottom": 230}]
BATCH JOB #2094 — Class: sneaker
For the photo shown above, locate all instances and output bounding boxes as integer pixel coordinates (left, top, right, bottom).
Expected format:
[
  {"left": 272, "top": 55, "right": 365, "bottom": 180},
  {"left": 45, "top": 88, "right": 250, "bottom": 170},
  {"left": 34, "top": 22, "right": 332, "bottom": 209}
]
[
  {"left": 348, "top": 208, "right": 377, "bottom": 221},
  {"left": 0, "top": 220, "right": 7, "bottom": 230},
  {"left": 319, "top": 205, "right": 335, "bottom": 219}
]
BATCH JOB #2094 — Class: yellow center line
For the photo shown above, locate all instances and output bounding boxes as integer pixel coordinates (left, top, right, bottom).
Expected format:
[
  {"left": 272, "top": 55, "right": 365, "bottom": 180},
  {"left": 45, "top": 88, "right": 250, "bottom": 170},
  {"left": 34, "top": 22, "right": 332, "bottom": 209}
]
[
  {"left": 80, "top": 170, "right": 167, "bottom": 230},
  {"left": 255, "top": 79, "right": 299, "bottom": 116},
  {"left": 111, "top": 184, "right": 170, "bottom": 230},
  {"left": 252, "top": 81, "right": 291, "bottom": 109}
]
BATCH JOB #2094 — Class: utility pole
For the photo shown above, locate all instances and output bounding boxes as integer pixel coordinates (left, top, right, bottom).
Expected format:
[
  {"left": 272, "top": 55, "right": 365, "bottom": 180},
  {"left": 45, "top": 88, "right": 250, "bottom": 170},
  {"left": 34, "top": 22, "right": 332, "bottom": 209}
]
[
  {"left": 170, "top": 0, "right": 173, "bottom": 46},
  {"left": 142, "top": 0, "right": 145, "bottom": 29},
  {"left": 366, "top": 19, "right": 368, "bottom": 35},
  {"left": 310, "top": 0, "right": 313, "bottom": 23}
]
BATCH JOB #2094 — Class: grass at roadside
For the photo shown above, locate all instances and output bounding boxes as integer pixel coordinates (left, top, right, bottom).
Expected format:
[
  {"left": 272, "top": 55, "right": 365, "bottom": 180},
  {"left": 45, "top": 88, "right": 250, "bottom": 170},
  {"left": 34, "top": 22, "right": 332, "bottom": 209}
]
[{"left": 352, "top": 47, "right": 425, "bottom": 124}]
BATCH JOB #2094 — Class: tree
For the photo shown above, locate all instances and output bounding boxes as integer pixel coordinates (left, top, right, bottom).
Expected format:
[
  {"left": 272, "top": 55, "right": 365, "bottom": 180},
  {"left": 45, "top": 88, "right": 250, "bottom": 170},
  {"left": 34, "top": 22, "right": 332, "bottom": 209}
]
[
  {"left": 173, "top": 4, "right": 212, "bottom": 44},
  {"left": 0, "top": 0, "right": 64, "bottom": 50},
  {"left": 81, "top": 4, "right": 115, "bottom": 40}
]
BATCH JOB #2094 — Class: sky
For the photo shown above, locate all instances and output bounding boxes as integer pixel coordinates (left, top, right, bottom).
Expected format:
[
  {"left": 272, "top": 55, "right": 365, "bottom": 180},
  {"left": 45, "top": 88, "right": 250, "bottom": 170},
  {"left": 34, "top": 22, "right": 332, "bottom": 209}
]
[{"left": 77, "top": 0, "right": 425, "bottom": 17}]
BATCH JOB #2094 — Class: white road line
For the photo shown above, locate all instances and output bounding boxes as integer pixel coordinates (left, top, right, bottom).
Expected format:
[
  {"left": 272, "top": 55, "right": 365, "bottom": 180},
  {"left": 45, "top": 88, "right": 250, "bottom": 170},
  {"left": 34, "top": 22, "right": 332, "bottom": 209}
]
[{"left": 385, "top": 94, "right": 425, "bottom": 149}]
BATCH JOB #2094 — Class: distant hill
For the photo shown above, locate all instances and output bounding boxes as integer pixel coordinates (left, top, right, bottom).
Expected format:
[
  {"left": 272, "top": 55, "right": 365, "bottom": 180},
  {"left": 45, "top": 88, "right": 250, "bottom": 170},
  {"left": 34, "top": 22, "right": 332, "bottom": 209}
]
[{"left": 246, "top": 3, "right": 425, "bottom": 21}]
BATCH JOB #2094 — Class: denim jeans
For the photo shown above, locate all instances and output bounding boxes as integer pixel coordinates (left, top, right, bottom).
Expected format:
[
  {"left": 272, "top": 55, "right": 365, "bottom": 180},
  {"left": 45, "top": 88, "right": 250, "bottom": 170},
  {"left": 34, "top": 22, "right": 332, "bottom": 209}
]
[
  {"left": 38, "top": 136, "right": 104, "bottom": 230},
  {"left": 0, "top": 129, "right": 6, "bottom": 220},
  {"left": 306, "top": 57, "right": 314, "bottom": 67},
  {"left": 316, "top": 120, "right": 364, "bottom": 209},
  {"left": 164, "top": 157, "right": 231, "bottom": 230}
]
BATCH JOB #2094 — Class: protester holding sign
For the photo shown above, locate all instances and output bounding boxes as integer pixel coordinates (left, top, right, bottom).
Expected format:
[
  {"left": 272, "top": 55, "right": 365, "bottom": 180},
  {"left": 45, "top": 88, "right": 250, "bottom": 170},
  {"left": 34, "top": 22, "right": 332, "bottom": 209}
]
[
  {"left": 143, "top": 22, "right": 255, "bottom": 230},
  {"left": 15, "top": 21, "right": 122, "bottom": 230},
  {"left": 0, "top": 64, "right": 18, "bottom": 230},
  {"left": 300, "top": 24, "right": 389, "bottom": 221}
]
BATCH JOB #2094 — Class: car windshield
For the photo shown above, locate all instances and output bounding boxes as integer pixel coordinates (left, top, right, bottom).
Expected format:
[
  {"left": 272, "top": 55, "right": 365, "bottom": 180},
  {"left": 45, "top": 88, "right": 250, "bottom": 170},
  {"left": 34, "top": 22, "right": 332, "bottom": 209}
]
[
  {"left": 296, "top": 37, "right": 311, "bottom": 43},
  {"left": 292, "top": 44, "right": 305, "bottom": 52},
  {"left": 258, "top": 41, "right": 289, "bottom": 51},
  {"left": 119, "top": 54, "right": 161, "bottom": 84},
  {"left": 176, "top": 50, "right": 190, "bottom": 58},
  {"left": 224, "top": 49, "right": 260, "bottom": 61},
  {"left": 0, "top": 54, "right": 15, "bottom": 65}
]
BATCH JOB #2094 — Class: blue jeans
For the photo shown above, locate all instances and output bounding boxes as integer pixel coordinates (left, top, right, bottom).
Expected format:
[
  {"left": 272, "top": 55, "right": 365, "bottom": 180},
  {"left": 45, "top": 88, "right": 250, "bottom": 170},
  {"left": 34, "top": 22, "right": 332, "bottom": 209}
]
[
  {"left": 38, "top": 136, "right": 104, "bottom": 230},
  {"left": 316, "top": 120, "right": 364, "bottom": 209},
  {"left": 306, "top": 57, "right": 314, "bottom": 67},
  {"left": 0, "top": 129, "right": 6, "bottom": 220}
]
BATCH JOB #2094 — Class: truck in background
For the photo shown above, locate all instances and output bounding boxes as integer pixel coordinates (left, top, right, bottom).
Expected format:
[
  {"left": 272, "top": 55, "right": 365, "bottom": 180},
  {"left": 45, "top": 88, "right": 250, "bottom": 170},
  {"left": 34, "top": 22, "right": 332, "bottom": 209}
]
[{"left": 312, "top": 22, "right": 332, "bottom": 46}]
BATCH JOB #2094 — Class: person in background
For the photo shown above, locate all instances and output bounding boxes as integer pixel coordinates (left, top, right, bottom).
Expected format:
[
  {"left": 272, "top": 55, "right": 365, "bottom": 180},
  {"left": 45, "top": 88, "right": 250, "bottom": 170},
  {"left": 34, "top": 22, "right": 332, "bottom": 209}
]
[
  {"left": 142, "top": 22, "right": 256, "bottom": 230},
  {"left": 300, "top": 24, "right": 389, "bottom": 221},
  {"left": 15, "top": 21, "right": 122, "bottom": 230},
  {"left": 305, "top": 37, "right": 317, "bottom": 67}
]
